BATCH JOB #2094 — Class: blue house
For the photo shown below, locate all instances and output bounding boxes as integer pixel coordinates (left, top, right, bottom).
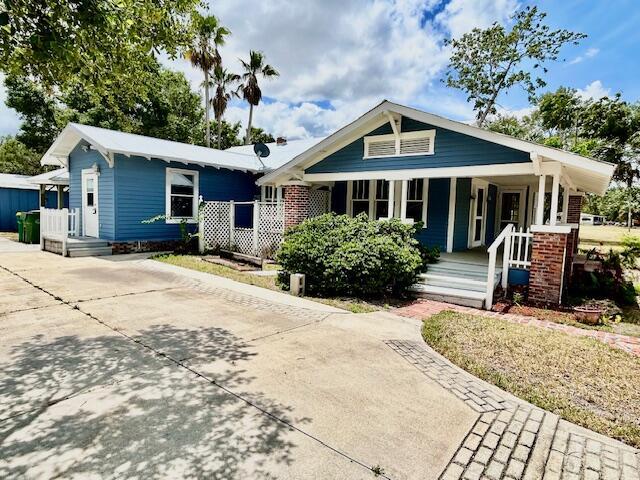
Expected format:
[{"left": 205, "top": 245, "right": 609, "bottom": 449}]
[
  {"left": 40, "top": 123, "right": 265, "bottom": 254},
  {"left": 257, "top": 101, "right": 615, "bottom": 308}
]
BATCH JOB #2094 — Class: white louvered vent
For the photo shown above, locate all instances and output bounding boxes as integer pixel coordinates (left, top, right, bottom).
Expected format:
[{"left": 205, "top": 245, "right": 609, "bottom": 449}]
[
  {"left": 366, "top": 139, "right": 396, "bottom": 157},
  {"left": 364, "top": 130, "right": 435, "bottom": 158},
  {"left": 400, "top": 136, "right": 431, "bottom": 155}
]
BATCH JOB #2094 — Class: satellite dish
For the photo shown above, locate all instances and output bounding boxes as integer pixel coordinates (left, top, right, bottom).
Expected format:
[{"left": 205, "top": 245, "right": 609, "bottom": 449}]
[
  {"left": 253, "top": 142, "right": 271, "bottom": 158},
  {"left": 253, "top": 142, "right": 270, "bottom": 170}
]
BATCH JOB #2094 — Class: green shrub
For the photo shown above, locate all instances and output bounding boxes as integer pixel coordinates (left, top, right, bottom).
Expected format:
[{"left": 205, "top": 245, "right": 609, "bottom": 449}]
[{"left": 276, "top": 213, "right": 423, "bottom": 297}]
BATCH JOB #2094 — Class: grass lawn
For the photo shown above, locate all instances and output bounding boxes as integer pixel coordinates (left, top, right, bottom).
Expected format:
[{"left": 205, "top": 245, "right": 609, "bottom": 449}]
[
  {"left": 0, "top": 232, "right": 18, "bottom": 242},
  {"left": 152, "top": 254, "right": 400, "bottom": 314},
  {"left": 422, "top": 311, "right": 640, "bottom": 448},
  {"left": 579, "top": 224, "right": 639, "bottom": 250}
]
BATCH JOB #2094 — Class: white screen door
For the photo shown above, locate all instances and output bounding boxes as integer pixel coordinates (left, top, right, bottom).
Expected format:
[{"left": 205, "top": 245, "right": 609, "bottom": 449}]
[
  {"left": 82, "top": 171, "right": 99, "bottom": 237},
  {"left": 470, "top": 184, "right": 486, "bottom": 248}
]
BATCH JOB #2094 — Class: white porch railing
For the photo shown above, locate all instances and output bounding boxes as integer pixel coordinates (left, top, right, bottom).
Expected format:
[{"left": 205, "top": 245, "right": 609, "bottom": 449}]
[
  {"left": 40, "top": 207, "right": 80, "bottom": 255},
  {"left": 508, "top": 227, "right": 533, "bottom": 269},
  {"left": 485, "top": 224, "right": 514, "bottom": 310}
]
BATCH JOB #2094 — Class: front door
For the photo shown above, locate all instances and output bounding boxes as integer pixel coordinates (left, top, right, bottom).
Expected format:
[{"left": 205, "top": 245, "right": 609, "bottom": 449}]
[
  {"left": 470, "top": 183, "right": 486, "bottom": 248},
  {"left": 82, "top": 171, "right": 99, "bottom": 237},
  {"left": 499, "top": 191, "right": 522, "bottom": 231}
]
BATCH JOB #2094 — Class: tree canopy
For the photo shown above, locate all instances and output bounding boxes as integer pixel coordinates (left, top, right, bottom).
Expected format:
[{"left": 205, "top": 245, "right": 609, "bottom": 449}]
[
  {"left": 445, "top": 6, "right": 585, "bottom": 126},
  {"left": 0, "top": 137, "right": 42, "bottom": 176}
]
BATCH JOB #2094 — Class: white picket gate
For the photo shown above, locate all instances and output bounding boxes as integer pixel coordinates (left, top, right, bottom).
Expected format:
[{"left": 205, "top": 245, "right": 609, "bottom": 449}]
[{"left": 200, "top": 200, "right": 284, "bottom": 258}]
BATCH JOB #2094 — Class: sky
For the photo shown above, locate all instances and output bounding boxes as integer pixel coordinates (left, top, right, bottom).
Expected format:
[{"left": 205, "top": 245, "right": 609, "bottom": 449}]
[{"left": 2, "top": 0, "right": 640, "bottom": 141}]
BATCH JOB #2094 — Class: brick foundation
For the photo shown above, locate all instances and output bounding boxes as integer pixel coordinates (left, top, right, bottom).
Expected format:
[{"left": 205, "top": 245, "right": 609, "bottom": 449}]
[
  {"left": 283, "top": 183, "right": 311, "bottom": 229},
  {"left": 528, "top": 230, "right": 569, "bottom": 306},
  {"left": 110, "top": 240, "right": 181, "bottom": 255}
]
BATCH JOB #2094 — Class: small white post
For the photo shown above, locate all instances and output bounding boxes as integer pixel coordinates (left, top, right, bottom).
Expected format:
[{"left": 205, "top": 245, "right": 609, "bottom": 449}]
[
  {"left": 387, "top": 180, "right": 395, "bottom": 219},
  {"left": 550, "top": 173, "right": 560, "bottom": 226},
  {"left": 229, "top": 200, "right": 235, "bottom": 248},
  {"left": 502, "top": 228, "right": 512, "bottom": 289},
  {"left": 40, "top": 207, "right": 45, "bottom": 250},
  {"left": 198, "top": 196, "right": 205, "bottom": 254},
  {"left": 252, "top": 200, "right": 260, "bottom": 256},
  {"left": 486, "top": 248, "right": 497, "bottom": 309},
  {"left": 400, "top": 180, "right": 408, "bottom": 221},
  {"left": 536, "top": 174, "right": 546, "bottom": 225}
]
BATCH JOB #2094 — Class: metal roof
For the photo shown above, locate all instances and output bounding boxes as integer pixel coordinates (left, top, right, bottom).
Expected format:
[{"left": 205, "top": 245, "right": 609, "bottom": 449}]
[
  {"left": 226, "top": 138, "right": 325, "bottom": 171},
  {"left": 41, "top": 123, "right": 262, "bottom": 172},
  {"left": 28, "top": 168, "right": 69, "bottom": 186},
  {"left": 0, "top": 173, "right": 39, "bottom": 190}
]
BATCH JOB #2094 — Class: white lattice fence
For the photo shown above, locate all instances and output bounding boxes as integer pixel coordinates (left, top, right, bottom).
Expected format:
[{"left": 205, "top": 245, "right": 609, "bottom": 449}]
[
  {"left": 309, "top": 189, "right": 330, "bottom": 218},
  {"left": 200, "top": 200, "right": 284, "bottom": 258}
]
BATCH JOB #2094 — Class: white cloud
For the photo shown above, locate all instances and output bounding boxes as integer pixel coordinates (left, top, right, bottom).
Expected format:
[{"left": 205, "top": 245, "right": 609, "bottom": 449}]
[
  {"left": 569, "top": 47, "right": 600, "bottom": 65},
  {"left": 577, "top": 80, "right": 610, "bottom": 100},
  {"left": 434, "top": 0, "right": 517, "bottom": 39}
]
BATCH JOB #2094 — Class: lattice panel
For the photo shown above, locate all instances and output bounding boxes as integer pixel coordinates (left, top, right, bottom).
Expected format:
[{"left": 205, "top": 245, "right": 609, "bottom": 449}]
[
  {"left": 233, "top": 228, "right": 254, "bottom": 255},
  {"left": 201, "top": 201, "right": 231, "bottom": 250},
  {"left": 257, "top": 202, "right": 284, "bottom": 258},
  {"left": 309, "top": 190, "right": 330, "bottom": 218}
]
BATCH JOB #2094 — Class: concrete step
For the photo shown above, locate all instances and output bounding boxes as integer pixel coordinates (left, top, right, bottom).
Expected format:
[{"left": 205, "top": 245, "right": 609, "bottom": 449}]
[
  {"left": 67, "top": 246, "right": 112, "bottom": 257},
  {"left": 410, "top": 284, "right": 486, "bottom": 309},
  {"left": 67, "top": 240, "right": 110, "bottom": 249},
  {"left": 419, "top": 273, "right": 489, "bottom": 293}
]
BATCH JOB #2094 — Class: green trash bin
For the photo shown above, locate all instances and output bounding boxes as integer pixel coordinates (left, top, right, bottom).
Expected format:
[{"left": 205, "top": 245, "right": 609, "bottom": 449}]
[
  {"left": 16, "top": 212, "right": 26, "bottom": 242},
  {"left": 23, "top": 210, "right": 41, "bottom": 244}
]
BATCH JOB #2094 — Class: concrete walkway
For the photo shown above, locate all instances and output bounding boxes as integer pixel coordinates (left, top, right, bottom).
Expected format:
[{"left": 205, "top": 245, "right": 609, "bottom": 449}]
[{"left": 0, "top": 250, "right": 637, "bottom": 479}]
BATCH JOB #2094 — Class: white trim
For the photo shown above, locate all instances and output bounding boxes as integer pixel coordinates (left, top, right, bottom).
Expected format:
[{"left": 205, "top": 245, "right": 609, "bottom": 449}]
[
  {"left": 303, "top": 162, "right": 535, "bottom": 183},
  {"left": 530, "top": 225, "right": 572, "bottom": 234},
  {"left": 80, "top": 169, "right": 99, "bottom": 237},
  {"left": 469, "top": 179, "right": 489, "bottom": 248},
  {"left": 549, "top": 173, "right": 560, "bottom": 226},
  {"left": 446, "top": 178, "right": 457, "bottom": 253},
  {"left": 165, "top": 167, "right": 199, "bottom": 224}
]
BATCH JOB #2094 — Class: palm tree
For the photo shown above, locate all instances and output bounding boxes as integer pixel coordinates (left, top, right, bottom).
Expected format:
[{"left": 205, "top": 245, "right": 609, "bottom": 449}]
[
  {"left": 239, "top": 51, "right": 279, "bottom": 145},
  {"left": 210, "top": 65, "right": 241, "bottom": 149},
  {"left": 185, "top": 13, "right": 230, "bottom": 147}
]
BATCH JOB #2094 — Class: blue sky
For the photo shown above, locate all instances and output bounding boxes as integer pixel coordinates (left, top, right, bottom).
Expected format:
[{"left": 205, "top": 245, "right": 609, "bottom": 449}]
[{"left": 1, "top": 0, "right": 639, "bottom": 140}]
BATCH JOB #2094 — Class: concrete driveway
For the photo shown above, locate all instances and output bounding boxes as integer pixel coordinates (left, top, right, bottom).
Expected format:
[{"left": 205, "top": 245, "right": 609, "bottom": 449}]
[{"left": 0, "top": 241, "right": 637, "bottom": 479}]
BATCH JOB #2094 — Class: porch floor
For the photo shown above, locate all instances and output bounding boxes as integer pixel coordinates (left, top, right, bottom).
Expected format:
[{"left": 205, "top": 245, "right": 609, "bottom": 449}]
[{"left": 439, "top": 248, "right": 492, "bottom": 266}]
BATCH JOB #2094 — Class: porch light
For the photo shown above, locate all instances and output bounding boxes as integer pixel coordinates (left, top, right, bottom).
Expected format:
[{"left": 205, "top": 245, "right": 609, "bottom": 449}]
[{"left": 92, "top": 163, "right": 100, "bottom": 174}]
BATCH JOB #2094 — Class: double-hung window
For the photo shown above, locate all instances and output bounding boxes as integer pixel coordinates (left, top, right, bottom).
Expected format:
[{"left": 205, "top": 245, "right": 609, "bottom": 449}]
[
  {"left": 261, "top": 185, "right": 282, "bottom": 203},
  {"left": 166, "top": 168, "right": 199, "bottom": 223},
  {"left": 374, "top": 180, "right": 389, "bottom": 219},
  {"left": 350, "top": 179, "right": 370, "bottom": 217},
  {"left": 405, "top": 179, "right": 428, "bottom": 225}
]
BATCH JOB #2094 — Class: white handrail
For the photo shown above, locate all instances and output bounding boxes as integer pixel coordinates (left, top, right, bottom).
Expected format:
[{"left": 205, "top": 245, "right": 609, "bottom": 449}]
[{"left": 485, "top": 224, "right": 514, "bottom": 310}]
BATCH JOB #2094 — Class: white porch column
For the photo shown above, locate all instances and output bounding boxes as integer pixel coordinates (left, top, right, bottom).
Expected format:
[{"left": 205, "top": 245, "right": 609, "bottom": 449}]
[
  {"left": 400, "top": 180, "right": 408, "bottom": 221},
  {"left": 550, "top": 173, "right": 560, "bottom": 226},
  {"left": 536, "top": 175, "right": 546, "bottom": 225},
  {"left": 561, "top": 185, "right": 570, "bottom": 224},
  {"left": 387, "top": 180, "right": 395, "bottom": 219}
]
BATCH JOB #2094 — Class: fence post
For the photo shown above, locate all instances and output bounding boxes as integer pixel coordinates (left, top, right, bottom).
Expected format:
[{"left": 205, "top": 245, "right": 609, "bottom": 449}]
[
  {"left": 229, "top": 201, "right": 235, "bottom": 248},
  {"left": 252, "top": 200, "right": 260, "bottom": 256},
  {"left": 198, "top": 196, "right": 205, "bottom": 254},
  {"left": 40, "top": 207, "right": 45, "bottom": 250}
]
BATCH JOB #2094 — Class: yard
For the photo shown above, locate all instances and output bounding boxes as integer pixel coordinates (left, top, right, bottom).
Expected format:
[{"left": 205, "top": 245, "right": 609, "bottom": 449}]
[
  {"left": 579, "top": 224, "right": 639, "bottom": 250},
  {"left": 422, "top": 310, "right": 640, "bottom": 448}
]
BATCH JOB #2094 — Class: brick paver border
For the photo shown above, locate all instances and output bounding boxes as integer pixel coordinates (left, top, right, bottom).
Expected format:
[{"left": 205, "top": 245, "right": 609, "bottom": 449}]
[{"left": 395, "top": 300, "right": 640, "bottom": 357}]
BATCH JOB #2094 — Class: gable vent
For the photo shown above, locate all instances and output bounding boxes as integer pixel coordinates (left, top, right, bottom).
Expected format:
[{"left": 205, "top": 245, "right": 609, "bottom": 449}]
[
  {"left": 400, "top": 136, "right": 431, "bottom": 155},
  {"left": 367, "top": 139, "right": 396, "bottom": 157}
]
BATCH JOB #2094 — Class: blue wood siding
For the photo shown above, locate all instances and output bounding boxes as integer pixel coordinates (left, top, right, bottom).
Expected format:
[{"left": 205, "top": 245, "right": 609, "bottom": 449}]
[
  {"left": 113, "top": 155, "right": 257, "bottom": 241},
  {"left": 485, "top": 184, "right": 498, "bottom": 244},
  {"left": 331, "top": 181, "right": 347, "bottom": 214},
  {"left": 306, "top": 117, "right": 529, "bottom": 174},
  {"left": 416, "top": 178, "right": 449, "bottom": 250},
  {"left": 0, "top": 188, "right": 63, "bottom": 231},
  {"left": 453, "top": 178, "right": 471, "bottom": 251},
  {"left": 69, "top": 144, "right": 116, "bottom": 239}
]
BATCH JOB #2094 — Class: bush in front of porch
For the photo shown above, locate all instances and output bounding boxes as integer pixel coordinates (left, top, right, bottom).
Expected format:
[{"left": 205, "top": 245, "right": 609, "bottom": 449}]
[{"left": 277, "top": 213, "right": 424, "bottom": 297}]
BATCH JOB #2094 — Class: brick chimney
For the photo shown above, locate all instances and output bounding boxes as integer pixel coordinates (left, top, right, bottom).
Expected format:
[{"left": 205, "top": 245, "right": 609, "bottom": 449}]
[{"left": 276, "top": 137, "right": 287, "bottom": 146}]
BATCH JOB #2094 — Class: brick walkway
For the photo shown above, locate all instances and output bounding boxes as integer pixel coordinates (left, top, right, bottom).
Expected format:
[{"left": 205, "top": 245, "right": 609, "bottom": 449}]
[{"left": 395, "top": 300, "right": 640, "bottom": 357}]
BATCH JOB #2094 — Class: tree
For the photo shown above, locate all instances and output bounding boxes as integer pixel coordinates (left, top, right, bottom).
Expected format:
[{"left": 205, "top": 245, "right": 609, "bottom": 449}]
[
  {"left": 185, "top": 14, "right": 229, "bottom": 148},
  {"left": 0, "top": 0, "right": 199, "bottom": 104},
  {"left": 445, "top": 6, "right": 585, "bottom": 126},
  {"left": 211, "top": 66, "right": 240, "bottom": 149},
  {"left": 248, "top": 127, "right": 275, "bottom": 145},
  {"left": 0, "top": 137, "right": 42, "bottom": 175},
  {"left": 239, "top": 51, "right": 279, "bottom": 145}
]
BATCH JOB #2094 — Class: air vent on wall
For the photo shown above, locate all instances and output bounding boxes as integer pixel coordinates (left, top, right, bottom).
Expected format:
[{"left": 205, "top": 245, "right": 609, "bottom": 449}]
[
  {"left": 400, "top": 136, "right": 431, "bottom": 155},
  {"left": 366, "top": 139, "right": 396, "bottom": 157}
]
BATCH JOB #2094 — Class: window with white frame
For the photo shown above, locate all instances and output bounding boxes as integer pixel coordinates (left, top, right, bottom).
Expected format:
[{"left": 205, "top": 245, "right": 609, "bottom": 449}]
[
  {"left": 261, "top": 185, "right": 282, "bottom": 203},
  {"left": 405, "top": 179, "right": 428, "bottom": 225},
  {"left": 166, "top": 168, "right": 199, "bottom": 222},
  {"left": 374, "top": 180, "right": 389, "bottom": 219},
  {"left": 350, "top": 179, "right": 370, "bottom": 217},
  {"left": 364, "top": 130, "right": 435, "bottom": 158}
]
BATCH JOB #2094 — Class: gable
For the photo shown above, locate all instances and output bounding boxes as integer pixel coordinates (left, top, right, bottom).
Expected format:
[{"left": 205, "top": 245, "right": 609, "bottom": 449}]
[{"left": 305, "top": 117, "right": 530, "bottom": 174}]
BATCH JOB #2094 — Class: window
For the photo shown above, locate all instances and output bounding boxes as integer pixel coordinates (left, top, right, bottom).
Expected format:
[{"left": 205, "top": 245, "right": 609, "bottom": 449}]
[
  {"left": 364, "top": 130, "right": 435, "bottom": 158},
  {"left": 85, "top": 178, "right": 95, "bottom": 207},
  {"left": 261, "top": 185, "right": 282, "bottom": 203},
  {"left": 166, "top": 168, "right": 199, "bottom": 223},
  {"left": 500, "top": 192, "right": 521, "bottom": 230},
  {"left": 405, "top": 179, "right": 428, "bottom": 224},
  {"left": 375, "top": 180, "right": 389, "bottom": 219},
  {"left": 350, "top": 179, "right": 370, "bottom": 217}
]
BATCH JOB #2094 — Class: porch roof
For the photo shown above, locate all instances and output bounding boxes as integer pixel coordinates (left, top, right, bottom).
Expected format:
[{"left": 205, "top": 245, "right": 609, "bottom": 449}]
[
  {"left": 257, "top": 101, "right": 616, "bottom": 195},
  {"left": 41, "top": 123, "right": 261, "bottom": 173},
  {"left": 28, "top": 168, "right": 69, "bottom": 186}
]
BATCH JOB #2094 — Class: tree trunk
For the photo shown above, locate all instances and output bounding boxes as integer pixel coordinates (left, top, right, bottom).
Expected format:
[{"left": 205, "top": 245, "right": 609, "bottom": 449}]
[
  {"left": 204, "top": 69, "right": 210, "bottom": 148},
  {"left": 245, "top": 104, "right": 254, "bottom": 145},
  {"left": 217, "top": 116, "right": 222, "bottom": 150}
]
